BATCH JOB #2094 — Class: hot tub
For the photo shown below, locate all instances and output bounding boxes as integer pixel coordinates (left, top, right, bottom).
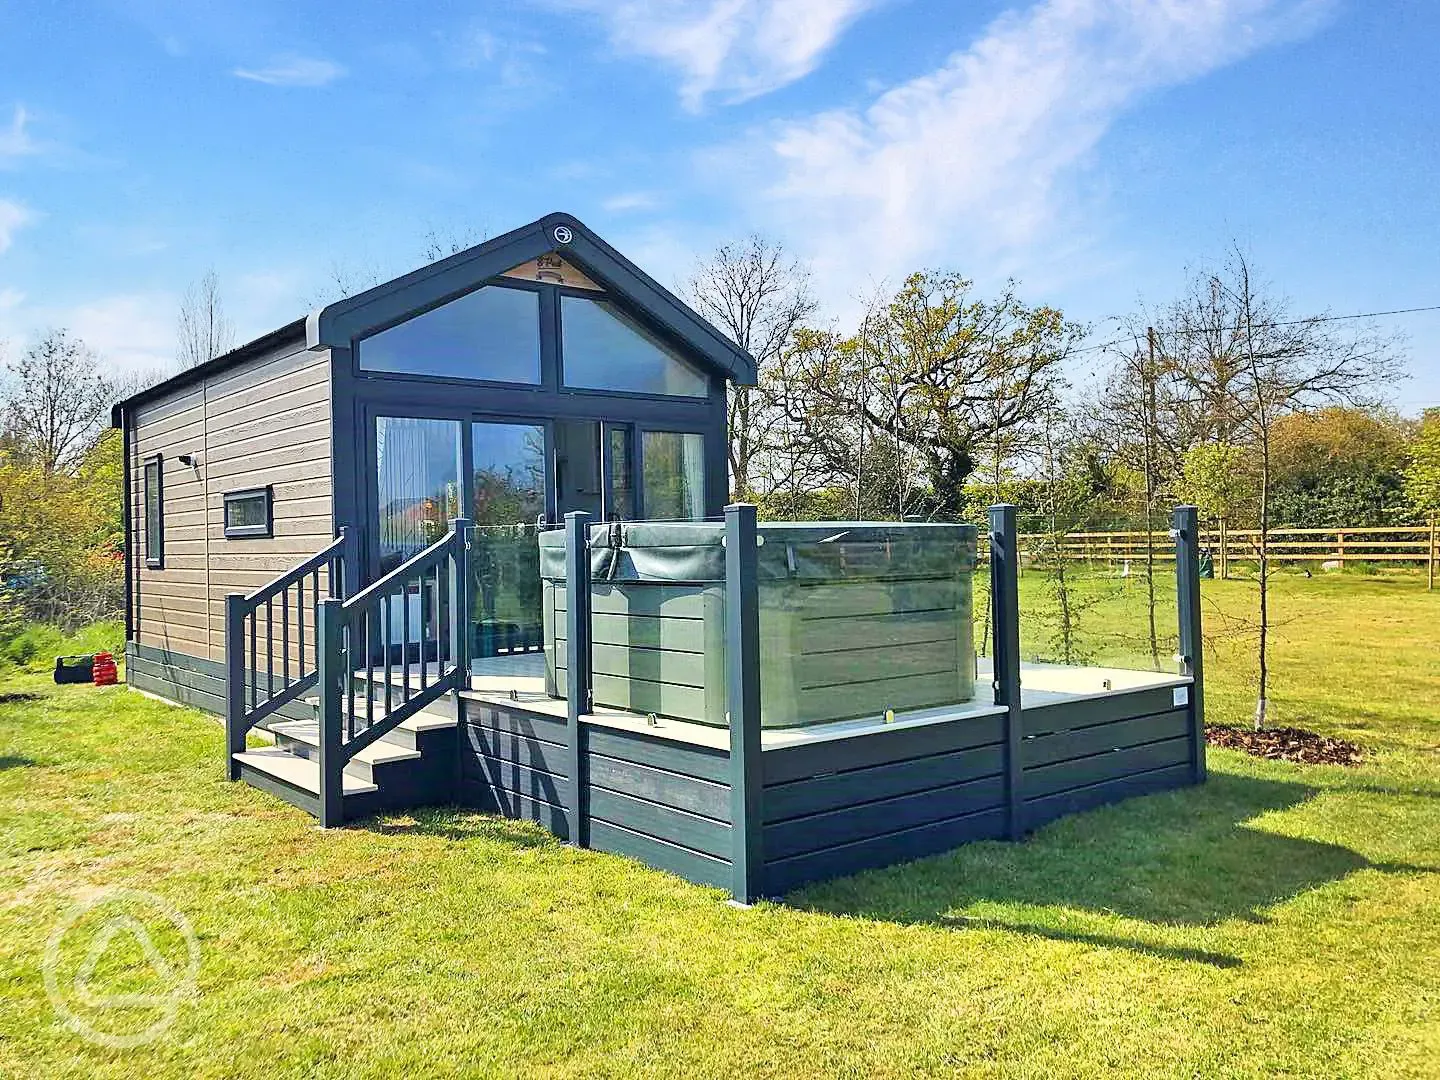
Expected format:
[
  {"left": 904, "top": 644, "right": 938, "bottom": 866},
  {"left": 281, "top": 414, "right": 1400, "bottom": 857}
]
[{"left": 538, "top": 521, "right": 977, "bottom": 728}]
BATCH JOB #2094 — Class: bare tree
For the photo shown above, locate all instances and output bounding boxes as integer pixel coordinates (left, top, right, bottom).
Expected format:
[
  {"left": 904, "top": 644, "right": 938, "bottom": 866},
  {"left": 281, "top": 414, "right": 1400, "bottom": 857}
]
[
  {"left": 421, "top": 224, "right": 488, "bottom": 264},
  {"left": 176, "top": 268, "right": 235, "bottom": 369},
  {"left": 1, "top": 329, "right": 115, "bottom": 475},
  {"left": 1164, "top": 247, "right": 1404, "bottom": 728},
  {"left": 687, "top": 236, "right": 816, "bottom": 501}
]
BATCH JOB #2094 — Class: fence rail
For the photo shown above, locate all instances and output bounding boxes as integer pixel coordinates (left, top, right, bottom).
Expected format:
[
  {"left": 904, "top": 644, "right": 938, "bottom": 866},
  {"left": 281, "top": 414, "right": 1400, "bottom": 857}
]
[{"left": 1010, "top": 523, "right": 1439, "bottom": 585}]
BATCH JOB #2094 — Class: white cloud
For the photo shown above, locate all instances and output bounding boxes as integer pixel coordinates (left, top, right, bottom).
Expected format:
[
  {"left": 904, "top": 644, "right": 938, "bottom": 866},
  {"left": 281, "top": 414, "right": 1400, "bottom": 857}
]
[
  {"left": 562, "top": 0, "right": 879, "bottom": 110},
  {"left": 62, "top": 293, "right": 178, "bottom": 378},
  {"left": 720, "top": 0, "right": 1331, "bottom": 309},
  {"left": 0, "top": 198, "right": 35, "bottom": 254},
  {"left": 602, "top": 191, "right": 661, "bottom": 213},
  {"left": 0, "top": 105, "right": 40, "bottom": 167},
  {"left": 234, "top": 54, "right": 346, "bottom": 88}
]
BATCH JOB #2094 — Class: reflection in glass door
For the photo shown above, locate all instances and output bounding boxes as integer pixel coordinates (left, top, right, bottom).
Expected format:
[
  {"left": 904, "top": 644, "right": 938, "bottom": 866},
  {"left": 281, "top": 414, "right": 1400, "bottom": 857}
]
[{"left": 471, "top": 421, "right": 546, "bottom": 659}]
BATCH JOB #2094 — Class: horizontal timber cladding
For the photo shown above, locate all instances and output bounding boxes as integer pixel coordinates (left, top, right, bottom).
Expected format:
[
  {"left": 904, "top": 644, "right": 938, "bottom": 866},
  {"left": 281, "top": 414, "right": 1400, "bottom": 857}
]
[
  {"left": 127, "top": 333, "right": 333, "bottom": 662},
  {"left": 760, "top": 713, "right": 1008, "bottom": 894},
  {"left": 1019, "top": 684, "right": 1197, "bottom": 831},
  {"left": 459, "top": 699, "right": 571, "bottom": 839},
  {"left": 583, "top": 724, "right": 734, "bottom": 890},
  {"left": 124, "top": 641, "right": 316, "bottom": 725}
]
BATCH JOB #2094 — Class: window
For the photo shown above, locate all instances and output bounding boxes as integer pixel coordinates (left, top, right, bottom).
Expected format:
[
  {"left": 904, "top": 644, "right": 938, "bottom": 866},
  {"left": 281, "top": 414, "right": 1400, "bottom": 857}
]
[
  {"left": 358, "top": 285, "right": 541, "bottom": 384},
  {"left": 561, "top": 296, "right": 709, "bottom": 397},
  {"left": 143, "top": 456, "right": 163, "bottom": 568},
  {"left": 223, "top": 487, "right": 273, "bottom": 539},
  {"left": 642, "top": 431, "right": 706, "bottom": 520},
  {"left": 375, "top": 416, "right": 464, "bottom": 573}
]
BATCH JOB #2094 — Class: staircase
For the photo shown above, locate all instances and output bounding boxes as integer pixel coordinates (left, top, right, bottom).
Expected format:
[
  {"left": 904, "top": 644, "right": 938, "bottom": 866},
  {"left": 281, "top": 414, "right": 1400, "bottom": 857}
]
[{"left": 224, "top": 518, "right": 473, "bottom": 825}]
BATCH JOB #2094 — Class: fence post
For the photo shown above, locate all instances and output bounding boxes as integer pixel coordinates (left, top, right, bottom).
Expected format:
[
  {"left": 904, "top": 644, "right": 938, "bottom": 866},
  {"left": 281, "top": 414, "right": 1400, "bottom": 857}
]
[
  {"left": 725, "top": 503, "right": 763, "bottom": 903},
  {"left": 316, "top": 597, "right": 346, "bottom": 827},
  {"left": 1336, "top": 529, "right": 1346, "bottom": 568},
  {"left": 1173, "top": 505, "right": 1207, "bottom": 784},
  {"left": 448, "top": 517, "right": 472, "bottom": 687},
  {"left": 564, "top": 511, "right": 592, "bottom": 849},
  {"left": 989, "top": 505, "right": 1024, "bottom": 841},
  {"left": 1429, "top": 514, "right": 1436, "bottom": 592},
  {"left": 335, "top": 524, "right": 355, "bottom": 600},
  {"left": 224, "top": 593, "right": 246, "bottom": 781},
  {"left": 1218, "top": 517, "right": 1229, "bottom": 580}
]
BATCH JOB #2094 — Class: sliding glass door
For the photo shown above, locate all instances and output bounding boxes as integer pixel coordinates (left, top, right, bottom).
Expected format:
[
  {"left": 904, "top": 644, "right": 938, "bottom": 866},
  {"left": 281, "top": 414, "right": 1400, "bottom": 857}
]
[{"left": 471, "top": 421, "right": 546, "bottom": 658}]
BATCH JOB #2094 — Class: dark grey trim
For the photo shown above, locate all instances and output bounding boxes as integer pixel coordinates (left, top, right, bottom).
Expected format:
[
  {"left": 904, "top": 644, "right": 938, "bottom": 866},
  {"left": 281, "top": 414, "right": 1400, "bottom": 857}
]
[
  {"left": 1173, "top": 505, "right": 1207, "bottom": 783},
  {"left": 222, "top": 485, "right": 274, "bottom": 539},
  {"left": 143, "top": 454, "right": 164, "bottom": 569},
  {"left": 308, "top": 213, "right": 756, "bottom": 385}
]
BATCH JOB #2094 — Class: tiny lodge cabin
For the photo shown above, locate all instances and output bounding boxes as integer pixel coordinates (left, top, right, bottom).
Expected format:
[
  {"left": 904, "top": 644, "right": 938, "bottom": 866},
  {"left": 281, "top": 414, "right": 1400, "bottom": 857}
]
[{"left": 113, "top": 213, "right": 1207, "bottom": 902}]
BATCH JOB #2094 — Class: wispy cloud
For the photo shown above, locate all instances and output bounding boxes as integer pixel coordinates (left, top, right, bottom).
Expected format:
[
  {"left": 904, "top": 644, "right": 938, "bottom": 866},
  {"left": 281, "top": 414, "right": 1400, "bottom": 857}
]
[
  {"left": 0, "top": 106, "right": 40, "bottom": 167},
  {"left": 561, "top": 0, "right": 879, "bottom": 110},
  {"left": 602, "top": 191, "right": 661, "bottom": 213},
  {"left": 233, "top": 54, "right": 346, "bottom": 88},
  {"left": 451, "top": 27, "right": 548, "bottom": 90},
  {"left": 721, "top": 0, "right": 1332, "bottom": 306},
  {"left": 0, "top": 198, "right": 35, "bottom": 254}
]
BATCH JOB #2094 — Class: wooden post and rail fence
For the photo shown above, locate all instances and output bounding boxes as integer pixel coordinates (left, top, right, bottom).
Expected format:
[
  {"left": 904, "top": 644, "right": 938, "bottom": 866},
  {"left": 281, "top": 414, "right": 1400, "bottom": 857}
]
[{"left": 1009, "top": 522, "right": 1440, "bottom": 588}]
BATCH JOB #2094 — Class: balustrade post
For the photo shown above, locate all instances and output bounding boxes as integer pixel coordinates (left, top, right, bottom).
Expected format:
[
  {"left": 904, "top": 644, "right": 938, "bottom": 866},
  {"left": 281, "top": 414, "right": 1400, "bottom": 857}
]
[
  {"left": 725, "top": 504, "right": 763, "bottom": 903},
  {"left": 224, "top": 593, "right": 246, "bottom": 781},
  {"left": 316, "top": 598, "right": 346, "bottom": 827},
  {"left": 989, "top": 505, "right": 1024, "bottom": 841},
  {"left": 564, "top": 511, "right": 592, "bottom": 848},
  {"left": 1173, "top": 506, "right": 1207, "bottom": 784},
  {"left": 449, "top": 518, "right": 473, "bottom": 687}
]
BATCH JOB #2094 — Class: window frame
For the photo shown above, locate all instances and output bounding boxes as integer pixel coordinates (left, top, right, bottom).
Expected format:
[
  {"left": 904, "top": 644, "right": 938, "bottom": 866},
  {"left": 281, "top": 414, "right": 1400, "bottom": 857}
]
[
  {"left": 222, "top": 485, "right": 275, "bottom": 540},
  {"left": 143, "top": 454, "right": 164, "bottom": 569}
]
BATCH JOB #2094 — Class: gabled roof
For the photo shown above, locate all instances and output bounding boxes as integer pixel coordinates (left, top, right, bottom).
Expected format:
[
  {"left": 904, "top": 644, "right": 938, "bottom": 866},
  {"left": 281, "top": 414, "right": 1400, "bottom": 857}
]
[{"left": 113, "top": 211, "right": 755, "bottom": 424}]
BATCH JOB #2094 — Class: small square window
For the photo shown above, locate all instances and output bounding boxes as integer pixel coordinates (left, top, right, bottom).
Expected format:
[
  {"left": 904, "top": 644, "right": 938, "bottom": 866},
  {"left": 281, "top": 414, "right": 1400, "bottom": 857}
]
[
  {"left": 224, "top": 487, "right": 273, "bottom": 539},
  {"left": 143, "top": 455, "right": 164, "bottom": 568}
]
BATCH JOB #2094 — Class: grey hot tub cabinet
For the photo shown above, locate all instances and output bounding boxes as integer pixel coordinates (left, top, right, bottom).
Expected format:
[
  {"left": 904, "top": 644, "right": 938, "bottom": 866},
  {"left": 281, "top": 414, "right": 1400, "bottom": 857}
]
[{"left": 539, "top": 521, "right": 977, "bottom": 728}]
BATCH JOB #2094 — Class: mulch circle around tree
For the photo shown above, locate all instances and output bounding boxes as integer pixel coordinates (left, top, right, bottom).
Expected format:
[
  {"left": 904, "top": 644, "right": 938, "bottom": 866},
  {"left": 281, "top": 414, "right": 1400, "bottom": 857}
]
[{"left": 1206, "top": 724, "right": 1365, "bottom": 766}]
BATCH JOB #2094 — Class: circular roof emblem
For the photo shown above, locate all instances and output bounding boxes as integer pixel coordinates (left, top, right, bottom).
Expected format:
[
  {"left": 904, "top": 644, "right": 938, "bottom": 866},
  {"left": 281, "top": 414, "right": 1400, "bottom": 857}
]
[{"left": 552, "top": 225, "right": 573, "bottom": 244}]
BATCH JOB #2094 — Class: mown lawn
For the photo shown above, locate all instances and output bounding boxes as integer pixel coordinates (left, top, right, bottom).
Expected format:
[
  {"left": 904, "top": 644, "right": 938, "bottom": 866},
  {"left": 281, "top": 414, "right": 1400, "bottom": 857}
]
[{"left": 1, "top": 576, "right": 1437, "bottom": 1078}]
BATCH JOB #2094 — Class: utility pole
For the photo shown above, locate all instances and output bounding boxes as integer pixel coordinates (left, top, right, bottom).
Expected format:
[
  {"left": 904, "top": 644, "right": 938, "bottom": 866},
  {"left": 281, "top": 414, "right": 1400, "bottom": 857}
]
[{"left": 1143, "top": 327, "right": 1161, "bottom": 670}]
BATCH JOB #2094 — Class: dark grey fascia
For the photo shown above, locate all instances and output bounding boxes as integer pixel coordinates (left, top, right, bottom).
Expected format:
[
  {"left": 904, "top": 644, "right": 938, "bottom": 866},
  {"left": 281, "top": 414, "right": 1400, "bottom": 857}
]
[{"left": 305, "top": 212, "right": 758, "bottom": 386}]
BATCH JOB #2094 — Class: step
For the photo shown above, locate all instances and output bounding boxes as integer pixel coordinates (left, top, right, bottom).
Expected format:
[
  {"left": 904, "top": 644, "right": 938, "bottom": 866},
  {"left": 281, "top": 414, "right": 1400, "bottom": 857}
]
[
  {"left": 269, "top": 720, "right": 422, "bottom": 767},
  {"left": 233, "top": 748, "right": 379, "bottom": 796},
  {"left": 301, "top": 696, "right": 457, "bottom": 734}
]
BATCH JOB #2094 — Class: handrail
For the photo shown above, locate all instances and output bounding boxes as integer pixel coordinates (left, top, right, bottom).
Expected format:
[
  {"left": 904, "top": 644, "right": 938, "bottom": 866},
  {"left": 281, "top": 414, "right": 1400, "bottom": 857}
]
[
  {"left": 314, "top": 517, "right": 471, "bottom": 826},
  {"left": 225, "top": 527, "right": 353, "bottom": 779}
]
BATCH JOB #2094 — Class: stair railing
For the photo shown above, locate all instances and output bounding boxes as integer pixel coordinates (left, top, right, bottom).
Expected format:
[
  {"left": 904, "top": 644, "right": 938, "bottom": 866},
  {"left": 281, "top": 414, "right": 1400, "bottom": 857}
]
[
  {"left": 225, "top": 528, "right": 353, "bottom": 779},
  {"left": 314, "top": 517, "right": 471, "bottom": 825}
]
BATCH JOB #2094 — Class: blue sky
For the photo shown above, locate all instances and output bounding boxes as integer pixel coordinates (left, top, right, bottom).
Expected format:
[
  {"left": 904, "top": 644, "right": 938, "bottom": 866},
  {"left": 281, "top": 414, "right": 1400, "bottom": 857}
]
[{"left": 1, "top": 0, "right": 1436, "bottom": 411}]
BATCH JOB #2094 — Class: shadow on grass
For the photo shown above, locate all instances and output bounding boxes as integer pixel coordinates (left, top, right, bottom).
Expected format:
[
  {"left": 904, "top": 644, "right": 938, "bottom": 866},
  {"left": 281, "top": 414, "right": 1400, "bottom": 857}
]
[
  {"left": 357, "top": 804, "right": 562, "bottom": 849},
  {"left": 0, "top": 692, "right": 42, "bottom": 705},
  {"left": 789, "top": 772, "right": 1412, "bottom": 964},
  {"left": 0, "top": 754, "right": 39, "bottom": 771}
]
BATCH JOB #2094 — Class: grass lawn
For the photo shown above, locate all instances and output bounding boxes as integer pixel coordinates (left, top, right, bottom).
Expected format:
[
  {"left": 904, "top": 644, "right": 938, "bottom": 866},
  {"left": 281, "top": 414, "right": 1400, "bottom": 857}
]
[{"left": 1, "top": 576, "right": 1437, "bottom": 1078}]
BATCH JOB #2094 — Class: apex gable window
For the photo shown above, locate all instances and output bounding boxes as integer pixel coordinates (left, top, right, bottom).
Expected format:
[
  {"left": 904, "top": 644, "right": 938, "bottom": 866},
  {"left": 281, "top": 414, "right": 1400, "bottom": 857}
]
[
  {"left": 561, "top": 296, "right": 709, "bottom": 398},
  {"left": 143, "top": 455, "right": 164, "bottom": 568},
  {"left": 223, "top": 486, "right": 274, "bottom": 539},
  {"left": 358, "top": 284, "right": 541, "bottom": 384}
]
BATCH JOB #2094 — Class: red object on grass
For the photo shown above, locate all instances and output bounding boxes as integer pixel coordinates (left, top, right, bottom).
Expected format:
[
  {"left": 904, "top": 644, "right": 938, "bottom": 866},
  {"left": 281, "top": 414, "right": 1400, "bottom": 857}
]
[{"left": 92, "top": 652, "right": 118, "bottom": 686}]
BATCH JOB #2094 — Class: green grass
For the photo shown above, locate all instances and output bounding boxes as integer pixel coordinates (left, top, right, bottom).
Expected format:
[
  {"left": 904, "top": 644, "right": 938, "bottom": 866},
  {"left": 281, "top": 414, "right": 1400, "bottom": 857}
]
[{"left": 1, "top": 580, "right": 1437, "bottom": 1078}]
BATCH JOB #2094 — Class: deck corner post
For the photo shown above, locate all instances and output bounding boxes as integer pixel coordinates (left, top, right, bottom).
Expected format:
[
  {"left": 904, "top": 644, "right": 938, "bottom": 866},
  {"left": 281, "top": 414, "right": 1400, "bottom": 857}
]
[
  {"left": 989, "top": 504, "right": 1024, "bottom": 840},
  {"left": 316, "top": 597, "right": 346, "bottom": 827},
  {"left": 448, "top": 517, "right": 473, "bottom": 687},
  {"left": 224, "top": 593, "right": 246, "bottom": 781},
  {"left": 564, "top": 510, "right": 593, "bottom": 848},
  {"left": 1173, "top": 505, "right": 1207, "bottom": 783},
  {"left": 334, "top": 524, "right": 356, "bottom": 600},
  {"left": 725, "top": 503, "right": 763, "bottom": 903}
]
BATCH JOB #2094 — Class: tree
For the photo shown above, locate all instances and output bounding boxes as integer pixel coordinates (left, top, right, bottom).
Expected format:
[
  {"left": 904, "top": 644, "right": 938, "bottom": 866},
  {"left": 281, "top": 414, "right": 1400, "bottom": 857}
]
[
  {"left": 176, "top": 268, "right": 235, "bottom": 369},
  {"left": 687, "top": 236, "right": 815, "bottom": 501},
  {"left": 0, "top": 329, "right": 115, "bottom": 475},
  {"left": 1161, "top": 248, "right": 1403, "bottom": 728},
  {"left": 1269, "top": 407, "right": 1412, "bottom": 527},
  {"left": 1405, "top": 409, "right": 1440, "bottom": 591},
  {"left": 805, "top": 272, "right": 1082, "bottom": 519}
]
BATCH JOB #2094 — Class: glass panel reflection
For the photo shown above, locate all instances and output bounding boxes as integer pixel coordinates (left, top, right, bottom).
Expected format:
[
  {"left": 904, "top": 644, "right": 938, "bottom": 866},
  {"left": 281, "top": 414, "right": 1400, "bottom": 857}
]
[
  {"left": 642, "top": 431, "right": 706, "bottom": 520},
  {"left": 375, "top": 416, "right": 463, "bottom": 573},
  {"left": 471, "top": 422, "right": 547, "bottom": 658},
  {"left": 359, "top": 285, "right": 541, "bottom": 384},
  {"left": 561, "top": 296, "right": 709, "bottom": 397}
]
